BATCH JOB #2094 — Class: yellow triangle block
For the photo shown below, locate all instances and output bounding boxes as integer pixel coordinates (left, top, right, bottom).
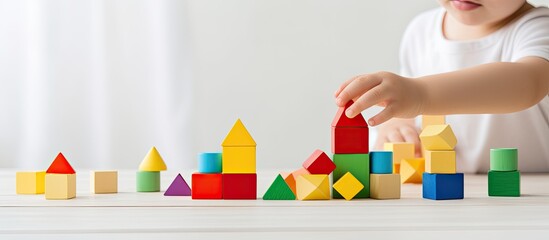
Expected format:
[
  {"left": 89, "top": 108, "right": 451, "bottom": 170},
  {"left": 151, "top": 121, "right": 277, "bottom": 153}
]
[
  {"left": 333, "top": 172, "right": 364, "bottom": 200},
  {"left": 139, "top": 147, "right": 167, "bottom": 171},
  {"left": 296, "top": 174, "right": 330, "bottom": 200},
  {"left": 400, "top": 158, "right": 424, "bottom": 184},
  {"left": 222, "top": 119, "right": 256, "bottom": 147},
  {"left": 420, "top": 124, "right": 457, "bottom": 150}
]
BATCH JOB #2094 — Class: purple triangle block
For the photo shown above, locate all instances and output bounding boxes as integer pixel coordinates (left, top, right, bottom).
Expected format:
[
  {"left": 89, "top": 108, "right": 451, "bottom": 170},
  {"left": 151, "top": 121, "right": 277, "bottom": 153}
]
[{"left": 164, "top": 173, "right": 192, "bottom": 196}]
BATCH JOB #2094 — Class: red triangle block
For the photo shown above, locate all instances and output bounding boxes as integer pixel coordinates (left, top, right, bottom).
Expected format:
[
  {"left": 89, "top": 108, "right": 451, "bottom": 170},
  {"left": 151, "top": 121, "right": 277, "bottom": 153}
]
[
  {"left": 302, "top": 149, "right": 336, "bottom": 175},
  {"left": 46, "top": 152, "right": 76, "bottom": 174},
  {"left": 331, "top": 100, "right": 368, "bottom": 127}
]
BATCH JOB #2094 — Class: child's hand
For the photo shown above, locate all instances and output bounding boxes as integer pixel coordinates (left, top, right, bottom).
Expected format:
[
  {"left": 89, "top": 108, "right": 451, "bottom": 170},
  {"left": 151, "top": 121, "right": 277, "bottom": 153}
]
[
  {"left": 334, "top": 72, "right": 426, "bottom": 126},
  {"left": 374, "top": 118, "right": 422, "bottom": 157}
]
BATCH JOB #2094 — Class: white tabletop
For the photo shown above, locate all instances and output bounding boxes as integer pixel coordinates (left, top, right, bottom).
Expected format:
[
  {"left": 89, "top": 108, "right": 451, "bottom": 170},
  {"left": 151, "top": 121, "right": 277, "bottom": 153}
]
[{"left": 1, "top": 170, "right": 548, "bottom": 239}]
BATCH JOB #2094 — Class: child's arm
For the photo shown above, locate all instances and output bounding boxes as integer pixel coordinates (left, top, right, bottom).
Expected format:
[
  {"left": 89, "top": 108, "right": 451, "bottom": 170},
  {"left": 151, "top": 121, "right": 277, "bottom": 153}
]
[{"left": 335, "top": 57, "right": 549, "bottom": 126}]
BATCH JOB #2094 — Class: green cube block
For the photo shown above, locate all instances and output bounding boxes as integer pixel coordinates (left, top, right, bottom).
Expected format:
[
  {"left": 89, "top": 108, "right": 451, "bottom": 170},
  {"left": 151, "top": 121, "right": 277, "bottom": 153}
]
[
  {"left": 136, "top": 171, "right": 161, "bottom": 192},
  {"left": 488, "top": 170, "right": 520, "bottom": 197},
  {"left": 490, "top": 148, "right": 518, "bottom": 171},
  {"left": 332, "top": 154, "right": 369, "bottom": 198}
]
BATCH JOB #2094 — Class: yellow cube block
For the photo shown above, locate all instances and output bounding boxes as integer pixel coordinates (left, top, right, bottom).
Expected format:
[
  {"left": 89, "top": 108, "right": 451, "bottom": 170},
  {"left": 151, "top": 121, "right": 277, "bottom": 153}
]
[
  {"left": 296, "top": 174, "right": 330, "bottom": 200},
  {"left": 400, "top": 158, "right": 425, "bottom": 184},
  {"left": 332, "top": 172, "right": 364, "bottom": 201},
  {"left": 370, "top": 174, "right": 401, "bottom": 199},
  {"left": 420, "top": 124, "right": 457, "bottom": 150},
  {"left": 45, "top": 173, "right": 76, "bottom": 200},
  {"left": 425, "top": 150, "right": 456, "bottom": 173},
  {"left": 16, "top": 171, "right": 45, "bottom": 194},
  {"left": 91, "top": 171, "right": 118, "bottom": 194},
  {"left": 421, "top": 115, "right": 445, "bottom": 130},
  {"left": 222, "top": 146, "right": 256, "bottom": 173},
  {"left": 384, "top": 142, "right": 414, "bottom": 165}
]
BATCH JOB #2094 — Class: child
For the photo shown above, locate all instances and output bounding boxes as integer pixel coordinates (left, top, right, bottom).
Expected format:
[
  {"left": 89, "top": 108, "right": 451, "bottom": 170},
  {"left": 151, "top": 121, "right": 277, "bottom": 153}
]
[{"left": 334, "top": 0, "right": 549, "bottom": 173}]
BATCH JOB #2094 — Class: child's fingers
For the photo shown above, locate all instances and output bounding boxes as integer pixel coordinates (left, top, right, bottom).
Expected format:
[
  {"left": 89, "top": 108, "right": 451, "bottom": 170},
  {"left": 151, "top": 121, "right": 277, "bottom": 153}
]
[
  {"left": 336, "top": 75, "right": 382, "bottom": 108},
  {"left": 345, "top": 85, "right": 386, "bottom": 118},
  {"left": 386, "top": 129, "right": 405, "bottom": 143},
  {"left": 334, "top": 77, "right": 357, "bottom": 98},
  {"left": 368, "top": 106, "right": 395, "bottom": 126}
]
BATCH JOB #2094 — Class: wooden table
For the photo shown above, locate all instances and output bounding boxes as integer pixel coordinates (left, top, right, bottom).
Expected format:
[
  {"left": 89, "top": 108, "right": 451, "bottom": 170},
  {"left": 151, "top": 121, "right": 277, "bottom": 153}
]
[{"left": 1, "top": 170, "right": 548, "bottom": 239}]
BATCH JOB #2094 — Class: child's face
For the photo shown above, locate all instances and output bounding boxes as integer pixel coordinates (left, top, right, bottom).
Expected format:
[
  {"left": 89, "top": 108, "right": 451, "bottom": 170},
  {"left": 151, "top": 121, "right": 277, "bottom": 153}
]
[{"left": 438, "top": 0, "right": 526, "bottom": 25}]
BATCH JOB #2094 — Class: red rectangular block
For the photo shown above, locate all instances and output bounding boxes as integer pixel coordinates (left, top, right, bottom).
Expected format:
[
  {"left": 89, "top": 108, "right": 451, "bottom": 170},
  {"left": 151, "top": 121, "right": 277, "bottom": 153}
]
[
  {"left": 222, "top": 173, "right": 257, "bottom": 200},
  {"left": 191, "top": 173, "right": 222, "bottom": 199},
  {"left": 331, "top": 126, "right": 369, "bottom": 154}
]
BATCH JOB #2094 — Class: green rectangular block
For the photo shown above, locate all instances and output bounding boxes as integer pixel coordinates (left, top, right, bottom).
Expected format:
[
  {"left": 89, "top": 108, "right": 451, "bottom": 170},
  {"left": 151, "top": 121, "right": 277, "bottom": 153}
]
[
  {"left": 332, "top": 154, "right": 369, "bottom": 198},
  {"left": 136, "top": 171, "right": 161, "bottom": 192},
  {"left": 488, "top": 170, "right": 520, "bottom": 197}
]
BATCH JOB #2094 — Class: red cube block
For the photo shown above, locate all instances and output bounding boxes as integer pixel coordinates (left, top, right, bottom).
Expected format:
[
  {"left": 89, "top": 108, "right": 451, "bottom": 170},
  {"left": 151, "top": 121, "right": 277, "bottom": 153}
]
[
  {"left": 331, "top": 126, "right": 369, "bottom": 154},
  {"left": 222, "top": 173, "right": 257, "bottom": 199},
  {"left": 302, "top": 149, "right": 336, "bottom": 174},
  {"left": 191, "top": 173, "right": 222, "bottom": 199}
]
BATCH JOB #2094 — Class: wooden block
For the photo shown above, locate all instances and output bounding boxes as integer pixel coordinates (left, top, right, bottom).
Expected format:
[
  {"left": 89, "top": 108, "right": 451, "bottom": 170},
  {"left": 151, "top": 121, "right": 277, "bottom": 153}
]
[
  {"left": 221, "top": 119, "right": 256, "bottom": 147},
  {"left": 222, "top": 146, "right": 256, "bottom": 173},
  {"left": 296, "top": 174, "right": 330, "bottom": 200},
  {"left": 263, "top": 174, "right": 296, "bottom": 200},
  {"left": 370, "top": 151, "right": 393, "bottom": 174},
  {"left": 223, "top": 173, "right": 257, "bottom": 200},
  {"left": 332, "top": 154, "right": 369, "bottom": 198},
  {"left": 425, "top": 150, "right": 456, "bottom": 174},
  {"left": 45, "top": 173, "right": 76, "bottom": 200},
  {"left": 16, "top": 171, "right": 45, "bottom": 194},
  {"left": 331, "top": 100, "right": 368, "bottom": 127},
  {"left": 46, "top": 152, "right": 75, "bottom": 174},
  {"left": 370, "top": 174, "right": 401, "bottom": 199},
  {"left": 280, "top": 172, "right": 297, "bottom": 195},
  {"left": 420, "top": 124, "right": 457, "bottom": 150},
  {"left": 333, "top": 172, "right": 364, "bottom": 201},
  {"left": 302, "top": 149, "right": 336, "bottom": 174},
  {"left": 393, "top": 163, "right": 400, "bottom": 174},
  {"left": 292, "top": 167, "right": 310, "bottom": 177},
  {"left": 488, "top": 170, "right": 520, "bottom": 197},
  {"left": 400, "top": 158, "right": 424, "bottom": 184},
  {"left": 198, "top": 152, "right": 222, "bottom": 173},
  {"left": 90, "top": 171, "right": 118, "bottom": 194},
  {"left": 136, "top": 171, "right": 161, "bottom": 192},
  {"left": 421, "top": 115, "right": 445, "bottom": 130},
  {"left": 164, "top": 173, "right": 191, "bottom": 196},
  {"left": 139, "top": 147, "right": 167, "bottom": 171},
  {"left": 422, "top": 173, "right": 464, "bottom": 200},
  {"left": 490, "top": 148, "right": 518, "bottom": 171},
  {"left": 191, "top": 173, "right": 222, "bottom": 199},
  {"left": 331, "top": 127, "right": 369, "bottom": 154},
  {"left": 384, "top": 142, "right": 414, "bottom": 165}
]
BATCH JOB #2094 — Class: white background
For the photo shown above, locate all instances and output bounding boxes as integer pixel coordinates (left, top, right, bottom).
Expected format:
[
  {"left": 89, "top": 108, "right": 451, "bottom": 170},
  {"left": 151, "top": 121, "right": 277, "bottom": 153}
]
[{"left": 0, "top": 0, "right": 547, "bottom": 170}]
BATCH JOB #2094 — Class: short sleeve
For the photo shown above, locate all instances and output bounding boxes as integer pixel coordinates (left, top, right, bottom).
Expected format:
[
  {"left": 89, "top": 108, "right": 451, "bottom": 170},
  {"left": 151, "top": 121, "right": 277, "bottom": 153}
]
[{"left": 511, "top": 9, "right": 549, "bottom": 62}]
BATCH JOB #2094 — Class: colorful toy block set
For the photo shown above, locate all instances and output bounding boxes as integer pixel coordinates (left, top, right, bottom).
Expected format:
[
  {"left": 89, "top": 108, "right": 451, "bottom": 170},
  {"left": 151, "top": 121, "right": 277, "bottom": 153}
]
[{"left": 15, "top": 104, "right": 520, "bottom": 200}]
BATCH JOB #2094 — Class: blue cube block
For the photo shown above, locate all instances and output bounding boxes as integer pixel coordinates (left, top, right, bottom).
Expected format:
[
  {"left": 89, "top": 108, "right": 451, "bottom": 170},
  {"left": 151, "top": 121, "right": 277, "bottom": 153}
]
[
  {"left": 198, "top": 152, "right": 222, "bottom": 173},
  {"left": 422, "top": 173, "right": 464, "bottom": 200},
  {"left": 370, "top": 151, "right": 393, "bottom": 174}
]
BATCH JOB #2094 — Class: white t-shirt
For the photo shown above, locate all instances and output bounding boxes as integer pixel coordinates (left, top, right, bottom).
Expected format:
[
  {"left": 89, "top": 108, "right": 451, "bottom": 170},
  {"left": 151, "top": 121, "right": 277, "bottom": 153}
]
[{"left": 400, "top": 7, "right": 549, "bottom": 173}]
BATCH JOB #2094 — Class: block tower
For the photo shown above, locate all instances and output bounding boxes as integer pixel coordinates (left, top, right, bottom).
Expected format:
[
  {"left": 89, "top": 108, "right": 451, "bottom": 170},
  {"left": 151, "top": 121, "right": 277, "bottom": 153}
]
[
  {"left": 192, "top": 119, "right": 257, "bottom": 199},
  {"left": 45, "top": 153, "right": 76, "bottom": 200},
  {"left": 136, "top": 147, "right": 167, "bottom": 192},
  {"left": 369, "top": 151, "right": 400, "bottom": 199},
  {"left": 331, "top": 101, "right": 370, "bottom": 199},
  {"left": 421, "top": 124, "right": 464, "bottom": 200},
  {"left": 488, "top": 148, "right": 520, "bottom": 197},
  {"left": 299, "top": 150, "right": 336, "bottom": 200}
]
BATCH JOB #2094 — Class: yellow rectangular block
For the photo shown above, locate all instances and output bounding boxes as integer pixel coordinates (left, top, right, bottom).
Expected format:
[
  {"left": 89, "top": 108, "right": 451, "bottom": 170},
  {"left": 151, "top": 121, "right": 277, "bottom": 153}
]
[
  {"left": 91, "top": 171, "right": 118, "bottom": 194},
  {"left": 370, "top": 174, "right": 400, "bottom": 199},
  {"left": 422, "top": 115, "right": 445, "bottom": 130},
  {"left": 425, "top": 150, "right": 456, "bottom": 173},
  {"left": 384, "top": 142, "right": 414, "bottom": 165},
  {"left": 16, "top": 171, "right": 45, "bottom": 194},
  {"left": 45, "top": 173, "right": 76, "bottom": 200},
  {"left": 222, "top": 146, "right": 256, "bottom": 173}
]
